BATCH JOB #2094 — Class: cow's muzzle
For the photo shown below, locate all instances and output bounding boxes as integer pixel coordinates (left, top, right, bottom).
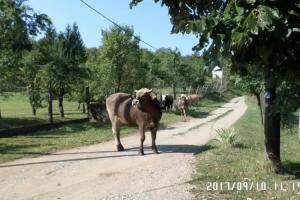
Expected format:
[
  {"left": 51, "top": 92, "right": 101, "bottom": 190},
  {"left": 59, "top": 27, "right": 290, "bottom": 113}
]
[{"left": 132, "top": 98, "right": 140, "bottom": 107}]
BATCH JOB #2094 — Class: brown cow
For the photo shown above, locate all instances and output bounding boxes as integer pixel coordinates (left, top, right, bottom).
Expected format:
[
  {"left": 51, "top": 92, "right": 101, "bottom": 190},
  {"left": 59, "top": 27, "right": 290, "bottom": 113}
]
[
  {"left": 176, "top": 94, "right": 200, "bottom": 120},
  {"left": 106, "top": 88, "right": 162, "bottom": 155},
  {"left": 186, "top": 94, "right": 199, "bottom": 106}
]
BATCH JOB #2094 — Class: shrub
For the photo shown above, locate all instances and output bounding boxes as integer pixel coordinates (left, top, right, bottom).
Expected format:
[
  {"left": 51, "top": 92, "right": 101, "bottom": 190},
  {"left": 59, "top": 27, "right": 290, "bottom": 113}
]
[{"left": 215, "top": 128, "right": 237, "bottom": 147}]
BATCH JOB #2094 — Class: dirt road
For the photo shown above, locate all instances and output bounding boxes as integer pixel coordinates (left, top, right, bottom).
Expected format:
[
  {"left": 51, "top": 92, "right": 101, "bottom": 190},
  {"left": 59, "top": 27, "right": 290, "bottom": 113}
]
[{"left": 0, "top": 97, "right": 247, "bottom": 200}]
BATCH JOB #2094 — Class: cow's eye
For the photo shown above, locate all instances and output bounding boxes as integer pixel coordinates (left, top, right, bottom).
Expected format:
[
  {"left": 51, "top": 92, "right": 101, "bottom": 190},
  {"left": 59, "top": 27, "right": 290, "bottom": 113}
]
[{"left": 138, "top": 97, "right": 144, "bottom": 102}]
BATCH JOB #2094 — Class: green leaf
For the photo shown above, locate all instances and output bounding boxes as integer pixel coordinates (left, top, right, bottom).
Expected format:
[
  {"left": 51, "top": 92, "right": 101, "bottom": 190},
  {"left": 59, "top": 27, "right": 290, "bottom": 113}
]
[
  {"left": 195, "top": 18, "right": 207, "bottom": 32},
  {"left": 236, "top": 6, "right": 244, "bottom": 16},
  {"left": 286, "top": 28, "right": 300, "bottom": 38},
  {"left": 288, "top": 10, "right": 299, "bottom": 16},
  {"left": 231, "top": 31, "right": 248, "bottom": 46},
  {"left": 224, "top": 1, "right": 233, "bottom": 16},
  {"left": 245, "top": 0, "right": 256, "bottom": 5}
]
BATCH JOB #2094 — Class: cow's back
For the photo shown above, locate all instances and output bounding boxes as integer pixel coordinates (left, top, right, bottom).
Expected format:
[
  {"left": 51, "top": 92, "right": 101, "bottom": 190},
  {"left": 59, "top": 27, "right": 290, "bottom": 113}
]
[{"left": 106, "top": 93, "right": 137, "bottom": 126}]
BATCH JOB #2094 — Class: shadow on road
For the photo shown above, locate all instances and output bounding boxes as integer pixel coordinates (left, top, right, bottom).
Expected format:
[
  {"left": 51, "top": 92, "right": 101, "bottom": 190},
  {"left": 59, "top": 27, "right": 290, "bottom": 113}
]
[
  {"left": 157, "top": 144, "right": 214, "bottom": 155},
  {"left": 0, "top": 145, "right": 214, "bottom": 168}
]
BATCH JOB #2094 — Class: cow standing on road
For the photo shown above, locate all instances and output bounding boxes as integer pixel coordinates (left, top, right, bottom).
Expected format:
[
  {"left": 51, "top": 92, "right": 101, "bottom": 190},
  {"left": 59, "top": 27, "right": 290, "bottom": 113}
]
[
  {"left": 106, "top": 88, "right": 162, "bottom": 155},
  {"left": 176, "top": 94, "right": 188, "bottom": 120}
]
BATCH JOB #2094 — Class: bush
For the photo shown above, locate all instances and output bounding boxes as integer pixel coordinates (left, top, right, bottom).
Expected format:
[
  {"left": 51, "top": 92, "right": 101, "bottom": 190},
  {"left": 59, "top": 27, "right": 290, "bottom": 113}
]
[{"left": 215, "top": 128, "right": 237, "bottom": 146}]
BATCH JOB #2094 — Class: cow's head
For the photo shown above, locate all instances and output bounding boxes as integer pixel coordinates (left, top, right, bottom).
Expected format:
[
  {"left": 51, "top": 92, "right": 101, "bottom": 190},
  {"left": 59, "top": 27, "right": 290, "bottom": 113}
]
[{"left": 132, "top": 88, "right": 156, "bottom": 108}]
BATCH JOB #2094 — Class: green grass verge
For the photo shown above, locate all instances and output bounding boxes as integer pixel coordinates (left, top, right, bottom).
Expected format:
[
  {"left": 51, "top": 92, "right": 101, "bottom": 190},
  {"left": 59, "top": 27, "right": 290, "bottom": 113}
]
[
  {"left": 0, "top": 90, "right": 240, "bottom": 163},
  {"left": 192, "top": 97, "right": 300, "bottom": 200}
]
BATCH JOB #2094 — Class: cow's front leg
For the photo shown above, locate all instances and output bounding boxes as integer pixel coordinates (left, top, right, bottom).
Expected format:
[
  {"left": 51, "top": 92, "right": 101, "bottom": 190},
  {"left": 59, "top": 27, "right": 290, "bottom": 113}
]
[
  {"left": 151, "top": 127, "right": 159, "bottom": 154},
  {"left": 139, "top": 126, "right": 145, "bottom": 156}
]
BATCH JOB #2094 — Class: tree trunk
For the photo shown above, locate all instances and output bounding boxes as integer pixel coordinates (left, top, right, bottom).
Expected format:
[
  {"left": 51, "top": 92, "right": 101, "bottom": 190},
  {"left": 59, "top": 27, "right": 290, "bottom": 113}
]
[
  {"left": 263, "top": 64, "right": 280, "bottom": 165},
  {"left": 48, "top": 88, "right": 53, "bottom": 124},
  {"left": 32, "top": 105, "right": 36, "bottom": 116},
  {"left": 58, "top": 96, "right": 64, "bottom": 118},
  {"left": 58, "top": 86, "right": 64, "bottom": 118},
  {"left": 82, "top": 103, "right": 86, "bottom": 114},
  {"left": 78, "top": 102, "right": 81, "bottom": 110},
  {"left": 117, "top": 74, "right": 121, "bottom": 92},
  {"left": 86, "top": 86, "right": 90, "bottom": 120},
  {"left": 296, "top": 114, "right": 300, "bottom": 142},
  {"left": 0, "top": 109, "right": 2, "bottom": 119},
  {"left": 254, "top": 92, "right": 264, "bottom": 124},
  {"left": 173, "top": 84, "right": 176, "bottom": 100}
]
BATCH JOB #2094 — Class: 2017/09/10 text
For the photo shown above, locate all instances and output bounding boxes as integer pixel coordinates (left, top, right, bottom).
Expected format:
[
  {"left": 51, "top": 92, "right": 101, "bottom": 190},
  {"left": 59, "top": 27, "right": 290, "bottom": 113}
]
[{"left": 206, "top": 182, "right": 300, "bottom": 191}]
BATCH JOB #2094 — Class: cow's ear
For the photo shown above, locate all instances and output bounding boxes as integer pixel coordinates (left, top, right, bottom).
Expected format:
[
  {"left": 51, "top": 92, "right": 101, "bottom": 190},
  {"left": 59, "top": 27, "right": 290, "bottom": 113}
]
[
  {"left": 150, "top": 92, "right": 157, "bottom": 100},
  {"left": 131, "top": 90, "right": 138, "bottom": 98}
]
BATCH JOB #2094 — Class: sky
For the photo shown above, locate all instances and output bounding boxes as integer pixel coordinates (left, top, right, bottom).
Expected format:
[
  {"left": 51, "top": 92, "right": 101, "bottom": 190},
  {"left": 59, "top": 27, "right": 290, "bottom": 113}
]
[{"left": 27, "top": 0, "right": 199, "bottom": 55}]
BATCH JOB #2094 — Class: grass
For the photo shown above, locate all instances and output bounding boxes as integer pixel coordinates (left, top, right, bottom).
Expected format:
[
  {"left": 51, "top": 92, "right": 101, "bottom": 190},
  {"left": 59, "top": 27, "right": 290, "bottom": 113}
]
[
  {"left": 192, "top": 97, "right": 300, "bottom": 200},
  {"left": 0, "top": 89, "right": 240, "bottom": 163},
  {"left": 0, "top": 92, "right": 86, "bottom": 130}
]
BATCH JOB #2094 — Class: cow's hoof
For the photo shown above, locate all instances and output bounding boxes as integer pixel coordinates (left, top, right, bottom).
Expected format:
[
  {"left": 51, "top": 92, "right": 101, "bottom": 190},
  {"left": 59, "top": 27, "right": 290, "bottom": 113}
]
[
  {"left": 152, "top": 147, "right": 159, "bottom": 154},
  {"left": 116, "top": 144, "right": 125, "bottom": 151},
  {"left": 153, "top": 150, "right": 159, "bottom": 154},
  {"left": 138, "top": 151, "right": 145, "bottom": 156}
]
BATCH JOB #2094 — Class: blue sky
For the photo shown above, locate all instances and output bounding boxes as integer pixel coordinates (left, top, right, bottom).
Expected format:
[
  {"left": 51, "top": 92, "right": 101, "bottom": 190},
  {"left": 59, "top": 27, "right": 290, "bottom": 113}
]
[{"left": 27, "top": 0, "right": 199, "bottom": 55}]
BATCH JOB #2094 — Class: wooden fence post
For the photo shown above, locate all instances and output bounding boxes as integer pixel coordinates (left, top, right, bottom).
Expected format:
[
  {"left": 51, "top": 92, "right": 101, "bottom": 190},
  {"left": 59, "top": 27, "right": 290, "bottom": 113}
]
[
  {"left": 86, "top": 86, "right": 90, "bottom": 120},
  {"left": 48, "top": 88, "right": 53, "bottom": 124},
  {"left": 298, "top": 114, "right": 300, "bottom": 143}
]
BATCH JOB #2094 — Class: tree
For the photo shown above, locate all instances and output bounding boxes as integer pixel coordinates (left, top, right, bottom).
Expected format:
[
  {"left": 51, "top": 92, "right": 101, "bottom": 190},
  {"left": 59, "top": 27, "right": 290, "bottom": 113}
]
[
  {"left": 37, "top": 24, "right": 88, "bottom": 118},
  {"left": 181, "top": 54, "right": 206, "bottom": 93},
  {"left": 131, "top": 0, "right": 300, "bottom": 166},
  {"left": 154, "top": 48, "right": 205, "bottom": 97},
  {"left": 168, "top": 48, "right": 181, "bottom": 99},
  {"left": 154, "top": 48, "right": 183, "bottom": 96},
  {"left": 56, "top": 23, "right": 87, "bottom": 117},
  {"left": 0, "top": 0, "right": 50, "bottom": 89},
  {"left": 85, "top": 47, "right": 104, "bottom": 102},
  {"left": 140, "top": 48, "right": 162, "bottom": 88},
  {"left": 22, "top": 41, "right": 44, "bottom": 115},
  {"left": 99, "top": 25, "right": 141, "bottom": 93},
  {"left": 0, "top": 0, "right": 50, "bottom": 118},
  {"left": 154, "top": 48, "right": 173, "bottom": 88}
]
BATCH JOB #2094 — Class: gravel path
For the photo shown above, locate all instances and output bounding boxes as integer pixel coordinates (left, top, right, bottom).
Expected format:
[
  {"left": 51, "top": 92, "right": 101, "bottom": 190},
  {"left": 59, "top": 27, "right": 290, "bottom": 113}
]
[{"left": 0, "top": 96, "right": 247, "bottom": 200}]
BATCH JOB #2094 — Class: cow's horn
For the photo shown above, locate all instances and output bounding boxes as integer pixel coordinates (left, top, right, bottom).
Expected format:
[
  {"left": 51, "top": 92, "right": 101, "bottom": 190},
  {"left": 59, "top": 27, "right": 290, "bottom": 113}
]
[{"left": 147, "top": 88, "right": 153, "bottom": 93}]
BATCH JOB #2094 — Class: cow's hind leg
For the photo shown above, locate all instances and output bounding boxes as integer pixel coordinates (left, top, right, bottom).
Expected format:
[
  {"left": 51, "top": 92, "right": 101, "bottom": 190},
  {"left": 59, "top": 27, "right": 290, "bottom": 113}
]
[
  {"left": 112, "top": 118, "right": 124, "bottom": 151},
  {"left": 181, "top": 108, "right": 187, "bottom": 121},
  {"left": 151, "top": 127, "right": 159, "bottom": 154}
]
